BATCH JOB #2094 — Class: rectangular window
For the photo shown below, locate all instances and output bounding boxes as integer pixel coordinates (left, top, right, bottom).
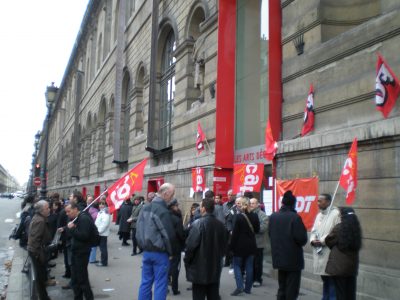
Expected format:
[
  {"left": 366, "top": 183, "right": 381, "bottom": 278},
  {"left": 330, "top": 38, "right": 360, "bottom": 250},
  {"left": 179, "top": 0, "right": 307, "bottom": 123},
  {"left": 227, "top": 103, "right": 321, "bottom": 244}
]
[{"left": 235, "top": 0, "right": 269, "bottom": 151}]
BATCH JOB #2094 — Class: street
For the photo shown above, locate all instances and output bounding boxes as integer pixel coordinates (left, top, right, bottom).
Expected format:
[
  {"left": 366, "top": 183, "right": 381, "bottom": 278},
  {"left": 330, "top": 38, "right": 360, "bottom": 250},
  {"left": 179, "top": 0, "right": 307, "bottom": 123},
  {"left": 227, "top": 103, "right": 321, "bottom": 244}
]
[
  {"left": 0, "top": 196, "right": 23, "bottom": 297},
  {"left": 41, "top": 223, "right": 320, "bottom": 300}
]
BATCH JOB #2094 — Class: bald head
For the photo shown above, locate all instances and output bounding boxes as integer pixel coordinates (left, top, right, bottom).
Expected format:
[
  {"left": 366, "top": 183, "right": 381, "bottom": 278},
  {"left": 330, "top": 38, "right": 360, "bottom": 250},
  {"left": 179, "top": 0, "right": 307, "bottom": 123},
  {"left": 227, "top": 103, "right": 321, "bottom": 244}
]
[{"left": 158, "top": 183, "right": 175, "bottom": 203}]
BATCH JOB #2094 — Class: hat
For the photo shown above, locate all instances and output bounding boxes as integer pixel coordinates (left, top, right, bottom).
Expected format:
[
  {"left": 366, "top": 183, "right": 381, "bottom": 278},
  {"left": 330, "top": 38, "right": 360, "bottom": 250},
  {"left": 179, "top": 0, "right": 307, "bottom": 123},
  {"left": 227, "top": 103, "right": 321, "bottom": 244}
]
[
  {"left": 168, "top": 199, "right": 178, "bottom": 208},
  {"left": 282, "top": 190, "right": 296, "bottom": 207}
]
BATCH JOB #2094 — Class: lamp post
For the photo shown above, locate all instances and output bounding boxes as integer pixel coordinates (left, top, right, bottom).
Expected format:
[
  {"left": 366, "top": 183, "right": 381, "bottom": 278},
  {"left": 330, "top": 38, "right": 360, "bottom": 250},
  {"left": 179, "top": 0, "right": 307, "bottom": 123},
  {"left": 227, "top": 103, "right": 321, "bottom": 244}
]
[{"left": 40, "top": 83, "right": 58, "bottom": 200}]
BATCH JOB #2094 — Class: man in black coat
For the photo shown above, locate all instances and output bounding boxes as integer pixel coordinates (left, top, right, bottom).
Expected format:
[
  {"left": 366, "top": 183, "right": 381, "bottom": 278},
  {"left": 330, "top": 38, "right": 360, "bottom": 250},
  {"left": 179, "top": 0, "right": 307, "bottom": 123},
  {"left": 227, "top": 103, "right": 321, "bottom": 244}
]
[
  {"left": 269, "top": 190, "right": 307, "bottom": 300},
  {"left": 185, "top": 198, "right": 227, "bottom": 300},
  {"left": 66, "top": 202, "right": 94, "bottom": 300},
  {"left": 117, "top": 198, "right": 133, "bottom": 246}
]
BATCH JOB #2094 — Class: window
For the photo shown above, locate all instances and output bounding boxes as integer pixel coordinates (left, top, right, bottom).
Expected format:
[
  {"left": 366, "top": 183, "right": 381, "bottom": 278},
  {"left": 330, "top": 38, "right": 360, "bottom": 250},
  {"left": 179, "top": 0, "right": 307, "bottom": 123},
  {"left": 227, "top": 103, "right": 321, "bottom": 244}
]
[{"left": 158, "top": 30, "right": 176, "bottom": 149}]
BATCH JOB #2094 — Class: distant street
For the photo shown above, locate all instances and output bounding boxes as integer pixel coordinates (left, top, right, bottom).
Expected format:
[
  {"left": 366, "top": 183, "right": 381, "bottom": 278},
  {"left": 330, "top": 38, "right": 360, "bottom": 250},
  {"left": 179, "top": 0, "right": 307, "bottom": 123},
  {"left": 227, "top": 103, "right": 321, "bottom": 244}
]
[{"left": 0, "top": 196, "right": 22, "bottom": 296}]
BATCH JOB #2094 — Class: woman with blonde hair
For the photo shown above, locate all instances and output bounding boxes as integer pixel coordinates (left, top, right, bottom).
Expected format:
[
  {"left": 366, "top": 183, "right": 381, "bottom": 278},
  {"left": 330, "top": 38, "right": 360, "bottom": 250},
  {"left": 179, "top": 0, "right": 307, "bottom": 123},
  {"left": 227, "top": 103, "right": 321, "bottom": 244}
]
[{"left": 230, "top": 197, "right": 260, "bottom": 296}]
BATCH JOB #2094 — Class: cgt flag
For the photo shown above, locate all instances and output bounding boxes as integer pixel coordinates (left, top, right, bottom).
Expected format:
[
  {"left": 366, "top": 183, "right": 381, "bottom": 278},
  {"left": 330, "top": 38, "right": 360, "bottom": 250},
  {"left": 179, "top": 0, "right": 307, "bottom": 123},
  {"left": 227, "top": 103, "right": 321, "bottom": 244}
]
[
  {"left": 106, "top": 158, "right": 148, "bottom": 213},
  {"left": 191, "top": 167, "right": 205, "bottom": 192},
  {"left": 339, "top": 138, "right": 358, "bottom": 205},
  {"left": 375, "top": 53, "right": 400, "bottom": 118},
  {"left": 232, "top": 163, "right": 264, "bottom": 194},
  {"left": 196, "top": 122, "right": 206, "bottom": 154},
  {"left": 265, "top": 120, "right": 278, "bottom": 161},
  {"left": 300, "top": 84, "right": 315, "bottom": 136}
]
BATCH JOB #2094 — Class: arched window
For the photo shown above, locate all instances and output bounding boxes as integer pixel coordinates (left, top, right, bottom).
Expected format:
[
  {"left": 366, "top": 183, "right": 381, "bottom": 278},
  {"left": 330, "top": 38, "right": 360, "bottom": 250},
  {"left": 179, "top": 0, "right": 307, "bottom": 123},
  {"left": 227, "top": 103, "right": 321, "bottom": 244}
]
[
  {"left": 97, "top": 34, "right": 103, "bottom": 70},
  {"left": 121, "top": 72, "right": 132, "bottom": 165},
  {"left": 158, "top": 30, "right": 175, "bottom": 149}
]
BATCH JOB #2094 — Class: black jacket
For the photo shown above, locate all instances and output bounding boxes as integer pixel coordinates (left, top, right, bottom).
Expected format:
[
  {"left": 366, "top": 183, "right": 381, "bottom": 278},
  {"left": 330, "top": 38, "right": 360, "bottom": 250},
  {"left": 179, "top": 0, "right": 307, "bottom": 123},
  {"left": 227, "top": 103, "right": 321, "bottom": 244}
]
[
  {"left": 170, "top": 210, "right": 186, "bottom": 256},
  {"left": 185, "top": 213, "right": 227, "bottom": 285},
  {"left": 269, "top": 205, "right": 307, "bottom": 271},
  {"left": 230, "top": 211, "right": 260, "bottom": 257},
  {"left": 69, "top": 212, "right": 93, "bottom": 253},
  {"left": 117, "top": 201, "right": 133, "bottom": 233}
]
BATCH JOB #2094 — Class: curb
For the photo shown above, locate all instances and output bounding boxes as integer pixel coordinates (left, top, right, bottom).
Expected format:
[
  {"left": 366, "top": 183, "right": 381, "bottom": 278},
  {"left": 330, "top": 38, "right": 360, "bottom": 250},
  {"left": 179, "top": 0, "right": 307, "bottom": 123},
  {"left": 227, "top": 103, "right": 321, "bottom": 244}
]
[{"left": 6, "top": 244, "right": 27, "bottom": 300}]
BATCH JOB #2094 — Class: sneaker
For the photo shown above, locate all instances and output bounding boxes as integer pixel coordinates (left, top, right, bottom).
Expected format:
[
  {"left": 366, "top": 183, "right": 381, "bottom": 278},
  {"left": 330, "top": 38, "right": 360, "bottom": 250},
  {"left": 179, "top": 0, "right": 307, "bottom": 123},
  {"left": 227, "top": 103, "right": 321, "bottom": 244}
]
[
  {"left": 228, "top": 268, "right": 234, "bottom": 274},
  {"left": 96, "top": 263, "right": 107, "bottom": 267},
  {"left": 231, "top": 289, "right": 243, "bottom": 296},
  {"left": 62, "top": 284, "right": 72, "bottom": 290},
  {"left": 173, "top": 290, "right": 181, "bottom": 295},
  {"left": 253, "top": 281, "right": 261, "bottom": 287},
  {"left": 89, "top": 260, "right": 98, "bottom": 264}
]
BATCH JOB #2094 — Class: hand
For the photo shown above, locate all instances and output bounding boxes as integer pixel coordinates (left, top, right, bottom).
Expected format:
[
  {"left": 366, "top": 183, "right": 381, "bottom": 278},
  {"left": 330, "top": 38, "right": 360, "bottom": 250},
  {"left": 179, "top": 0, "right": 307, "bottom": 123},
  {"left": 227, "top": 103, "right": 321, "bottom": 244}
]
[
  {"left": 67, "top": 222, "right": 76, "bottom": 229},
  {"left": 127, "top": 218, "right": 133, "bottom": 223},
  {"left": 57, "top": 227, "right": 64, "bottom": 233}
]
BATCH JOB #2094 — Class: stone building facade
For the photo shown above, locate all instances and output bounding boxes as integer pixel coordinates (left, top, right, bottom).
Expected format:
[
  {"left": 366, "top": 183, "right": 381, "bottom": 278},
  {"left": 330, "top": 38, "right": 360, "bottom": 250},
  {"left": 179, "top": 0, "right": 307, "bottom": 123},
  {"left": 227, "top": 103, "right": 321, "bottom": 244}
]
[{"left": 36, "top": 0, "right": 400, "bottom": 298}]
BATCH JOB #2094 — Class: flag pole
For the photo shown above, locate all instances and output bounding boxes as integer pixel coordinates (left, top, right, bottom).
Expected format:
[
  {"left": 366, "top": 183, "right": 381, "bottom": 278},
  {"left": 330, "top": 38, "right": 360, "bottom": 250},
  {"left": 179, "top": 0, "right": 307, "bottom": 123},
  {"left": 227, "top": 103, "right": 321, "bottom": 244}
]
[
  {"left": 69, "top": 189, "right": 108, "bottom": 224},
  {"left": 204, "top": 137, "right": 213, "bottom": 154}
]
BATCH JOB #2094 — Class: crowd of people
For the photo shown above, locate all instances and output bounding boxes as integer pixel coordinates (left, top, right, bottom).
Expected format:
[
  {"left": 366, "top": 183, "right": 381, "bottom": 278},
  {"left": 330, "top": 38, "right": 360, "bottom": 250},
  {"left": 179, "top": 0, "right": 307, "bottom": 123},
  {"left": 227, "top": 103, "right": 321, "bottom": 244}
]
[{"left": 14, "top": 183, "right": 362, "bottom": 300}]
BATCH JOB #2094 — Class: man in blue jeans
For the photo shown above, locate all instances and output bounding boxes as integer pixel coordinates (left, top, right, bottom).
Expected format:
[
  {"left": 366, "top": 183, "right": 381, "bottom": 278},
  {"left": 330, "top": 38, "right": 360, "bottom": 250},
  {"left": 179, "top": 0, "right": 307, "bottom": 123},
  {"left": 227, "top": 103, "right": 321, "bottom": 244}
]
[{"left": 136, "top": 183, "right": 176, "bottom": 300}]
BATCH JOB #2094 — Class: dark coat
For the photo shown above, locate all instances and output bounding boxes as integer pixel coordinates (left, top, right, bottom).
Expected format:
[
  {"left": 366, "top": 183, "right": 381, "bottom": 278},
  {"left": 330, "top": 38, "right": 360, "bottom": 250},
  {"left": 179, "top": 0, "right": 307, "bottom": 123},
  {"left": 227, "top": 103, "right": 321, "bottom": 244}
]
[
  {"left": 27, "top": 213, "right": 52, "bottom": 262},
  {"left": 185, "top": 213, "right": 227, "bottom": 285},
  {"left": 69, "top": 212, "right": 93, "bottom": 253},
  {"left": 117, "top": 201, "right": 133, "bottom": 233},
  {"left": 269, "top": 205, "right": 308, "bottom": 271},
  {"left": 325, "top": 225, "right": 359, "bottom": 276},
  {"left": 230, "top": 211, "right": 260, "bottom": 257},
  {"left": 170, "top": 210, "right": 186, "bottom": 256}
]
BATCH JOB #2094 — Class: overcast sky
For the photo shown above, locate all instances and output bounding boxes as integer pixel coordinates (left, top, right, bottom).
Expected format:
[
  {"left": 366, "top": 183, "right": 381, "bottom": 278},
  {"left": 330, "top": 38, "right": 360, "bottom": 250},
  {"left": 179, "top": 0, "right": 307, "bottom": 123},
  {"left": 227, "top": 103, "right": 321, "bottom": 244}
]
[{"left": 0, "top": 1, "right": 89, "bottom": 186}]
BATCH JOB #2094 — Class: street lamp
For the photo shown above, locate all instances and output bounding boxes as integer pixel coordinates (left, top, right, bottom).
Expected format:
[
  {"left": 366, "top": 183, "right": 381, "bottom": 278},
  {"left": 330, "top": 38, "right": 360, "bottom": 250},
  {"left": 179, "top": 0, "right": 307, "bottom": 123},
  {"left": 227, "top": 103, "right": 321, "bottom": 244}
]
[{"left": 40, "top": 82, "right": 58, "bottom": 200}]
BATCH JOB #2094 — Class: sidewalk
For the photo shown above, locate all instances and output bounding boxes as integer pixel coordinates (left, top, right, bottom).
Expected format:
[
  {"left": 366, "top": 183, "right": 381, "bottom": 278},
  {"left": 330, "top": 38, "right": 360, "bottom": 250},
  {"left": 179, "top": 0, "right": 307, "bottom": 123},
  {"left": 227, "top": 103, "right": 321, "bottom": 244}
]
[{"left": 7, "top": 224, "right": 322, "bottom": 299}]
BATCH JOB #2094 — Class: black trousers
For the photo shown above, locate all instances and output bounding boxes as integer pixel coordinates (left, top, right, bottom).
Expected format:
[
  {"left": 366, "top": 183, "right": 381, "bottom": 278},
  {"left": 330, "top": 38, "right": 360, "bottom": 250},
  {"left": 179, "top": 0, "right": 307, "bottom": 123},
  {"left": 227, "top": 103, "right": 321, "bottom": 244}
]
[
  {"left": 277, "top": 270, "right": 301, "bottom": 300},
  {"left": 169, "top": 253, "right": 181, "bottom": 293},
  {"left": 71, "top": 251, "right": 93, "bottom": 300},
  {"left": 131, "top": 228, "right": 139, "bottom": 253},
  {"left": 253, "top": 247, "right": 264, "bottom": 283},
  {"left": 99, "top": 236, "right": 108, "bottom": 265},
  {"left": 63, "top": 246, "right": 71, "bottom": 276},
  {"left": 192, "top": 283, "right": 219, "bottom": 300},
  {"left": 333, "top": 276, "right": 357, "bottom": 300},
  {"left": 29, "top": 251, "right": 51, "bottom": 300}
]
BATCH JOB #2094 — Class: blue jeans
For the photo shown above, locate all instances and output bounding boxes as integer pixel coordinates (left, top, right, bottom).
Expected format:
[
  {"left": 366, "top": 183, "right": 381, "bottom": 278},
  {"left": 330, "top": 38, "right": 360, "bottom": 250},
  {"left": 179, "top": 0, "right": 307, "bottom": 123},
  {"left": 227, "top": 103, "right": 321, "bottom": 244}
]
[
  {"left": 322, "top": 275, "right": 336, "bottom": 300},
  {"left": 89, "top": 246, "right": 97, "bottom": 263},
  {"left": 233, "top": 255, "right": 254, "bottom": 293},
  {"left": 138, "top": 251, "right": 170, "bottom": 300}
]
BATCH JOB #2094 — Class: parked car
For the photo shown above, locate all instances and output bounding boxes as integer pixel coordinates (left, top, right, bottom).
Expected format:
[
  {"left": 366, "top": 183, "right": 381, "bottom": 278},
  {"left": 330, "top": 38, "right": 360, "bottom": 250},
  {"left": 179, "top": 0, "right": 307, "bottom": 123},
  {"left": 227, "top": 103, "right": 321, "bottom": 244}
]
[
  {"left": 14, "top": 191, "right": 24, "bottom": 198},
  {"left": 0, "top": 193, "right": 14, "bottom": 199}
]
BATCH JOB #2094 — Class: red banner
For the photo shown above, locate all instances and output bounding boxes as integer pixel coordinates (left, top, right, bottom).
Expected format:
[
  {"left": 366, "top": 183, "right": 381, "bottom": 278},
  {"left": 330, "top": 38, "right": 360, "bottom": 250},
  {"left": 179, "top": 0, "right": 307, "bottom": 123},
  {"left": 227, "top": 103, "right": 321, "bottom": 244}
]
[
  {"left": 232, "top": 163, "right": 264, "bottom": 194},
  {"left": 339, "top": 138, "right": 358, "bottom": 205},
  {"left": 106, "top": 158, "right": 148, "bottom": 213},
  {"left": 275, "top": 177, "right": 319, "bottom": 230},
  {"left": 192, "top": 167, "right": 206, "bottom": 192}
]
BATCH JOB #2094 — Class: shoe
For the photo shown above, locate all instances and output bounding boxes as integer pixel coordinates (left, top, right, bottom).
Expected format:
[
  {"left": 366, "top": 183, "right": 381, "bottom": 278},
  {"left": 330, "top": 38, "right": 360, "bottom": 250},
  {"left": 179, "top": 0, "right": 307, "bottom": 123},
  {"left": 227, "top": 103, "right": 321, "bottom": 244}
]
[
  {"left": 89, "top": 260, "right": 99, "bottom": 264},
  {"left": 253, "top": 281, "right": 261, "bottom": 287},
  {"left": 48, "top": 263, "right": 56, "bottom": 268},
  {"left": 173, "top": 290, "right": 181, "bottom": 295},
  {"left": 62, "top": 274, "right": 71, "bottom": 279},
  {"left": 131, "top": 253, "right": 136, "bottom": 256},
  {"left": 62, "top": 284, "right": 71, "bottom": 290},
  {"left": 45, "top": 279, "right": 56, "bottom": 287},
  {"left": 228, "top": 268, "right": 234, "bottom": 274},
  {"left": 231, "top": 289, "right": 243, "bottom": 296},
  {"left": 186, "top": 286, "right": 192, "bottom": 291},
  {"left": 122, "top": 242, "right": 130, "bottom": 246},
  {"left": 244, "top": 290, "right": 251, "bottom": 294},
  {"left": 96, "top": 263, "right": 107, "bottom": 267}
]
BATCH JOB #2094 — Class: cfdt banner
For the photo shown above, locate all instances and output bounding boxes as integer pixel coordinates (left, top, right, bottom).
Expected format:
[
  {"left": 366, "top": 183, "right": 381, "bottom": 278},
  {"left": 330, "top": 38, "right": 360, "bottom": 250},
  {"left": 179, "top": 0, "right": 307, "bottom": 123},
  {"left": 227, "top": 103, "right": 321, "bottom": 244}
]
[
  {"left": 192, "top": 167, "right": 206, "bottom": 192},
  {"left": 276, "top": 177, "right": 319, "bottom": 230},
  {"left": 232, "top": 163, "right": 264, "bottom": 194}
]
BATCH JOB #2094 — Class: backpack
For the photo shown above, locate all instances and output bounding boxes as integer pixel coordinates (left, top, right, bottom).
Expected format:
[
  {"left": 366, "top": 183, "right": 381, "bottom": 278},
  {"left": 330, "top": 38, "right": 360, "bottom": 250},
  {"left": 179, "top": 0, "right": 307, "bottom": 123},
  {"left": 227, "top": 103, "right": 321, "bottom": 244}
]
[{"left": 89, "top": 219, "right": 101, "bottom": 247}]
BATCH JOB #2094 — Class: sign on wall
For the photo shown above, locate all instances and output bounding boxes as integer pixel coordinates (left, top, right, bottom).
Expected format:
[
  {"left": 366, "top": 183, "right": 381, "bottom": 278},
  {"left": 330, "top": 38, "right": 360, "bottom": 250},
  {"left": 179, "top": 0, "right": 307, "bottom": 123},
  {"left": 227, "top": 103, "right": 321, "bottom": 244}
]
[{"left": 275, "top": 177, "right": 319, "bottom": 230}]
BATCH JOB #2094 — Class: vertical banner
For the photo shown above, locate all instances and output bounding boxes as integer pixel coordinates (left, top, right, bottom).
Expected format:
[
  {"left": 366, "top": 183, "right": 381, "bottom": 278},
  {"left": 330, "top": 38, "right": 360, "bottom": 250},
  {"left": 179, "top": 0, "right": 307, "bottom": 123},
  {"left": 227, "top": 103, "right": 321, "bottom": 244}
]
[
  {"left": 232, "top": 163, "right": 264, "bottom": 194},
  {"left": 275, "top": 177, "right": 319, "bottom": 230},
  {"left": 192, "top": 167, "right": 205, "bottom": 192}
]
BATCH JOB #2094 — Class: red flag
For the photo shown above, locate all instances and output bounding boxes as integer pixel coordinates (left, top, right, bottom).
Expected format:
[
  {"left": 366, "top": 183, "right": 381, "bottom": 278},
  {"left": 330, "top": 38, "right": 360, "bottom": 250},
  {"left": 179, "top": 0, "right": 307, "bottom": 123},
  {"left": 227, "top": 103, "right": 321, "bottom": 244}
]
[
  {"left": 232, "top": 163, "right": 264, "bottom": 194},
  {"left": 191, "top": 167, "right": 205, "bottom": 192},
  {"left": 375, "top": 54, "right": 400, "bottom": 118},
  {"left": 265, "top": 120, "right": 278, "bottom": 161},
  {"left": 339, "top": 139, "right": 357, "bottom": 205},
  {"left": 106, "top": 158, "right": 147, "bottom": 213},
  {"left": 300, "top": 84, "right": 315, "bottom": 136},
  {"left": 196, "top": 122, "right": 206, "bottom": 154}
]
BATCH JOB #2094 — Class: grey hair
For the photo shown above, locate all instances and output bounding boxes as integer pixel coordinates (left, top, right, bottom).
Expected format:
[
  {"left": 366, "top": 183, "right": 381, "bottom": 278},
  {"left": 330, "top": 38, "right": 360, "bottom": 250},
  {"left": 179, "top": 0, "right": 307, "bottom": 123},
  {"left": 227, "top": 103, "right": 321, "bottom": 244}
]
[
  {"left": 158, "top": 183, "right": 174, "bottom": 195},
  {"left": 34, "top": 200, "right": 49, "bottom": 214}
]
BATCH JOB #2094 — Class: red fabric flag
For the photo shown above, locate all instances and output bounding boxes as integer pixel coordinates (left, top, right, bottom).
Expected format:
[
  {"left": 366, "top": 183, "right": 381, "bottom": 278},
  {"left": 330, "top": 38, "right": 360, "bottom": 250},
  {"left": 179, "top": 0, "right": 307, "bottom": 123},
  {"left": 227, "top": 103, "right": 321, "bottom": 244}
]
[
  {"left": 191, "top": 167, "right": 206, "bottom": 192},
  {"left": 300, "top": 84, "right": 315, "bottom": 136},
  {"left": 106, "top": 158, "right": 148, "bottom": 213},
  {"left": 339, "top": 138, "right": 358, "bottom": 205},
  {"left": 232, "top": 163, "right": 264, "bottom": 194},
  {"left": 196, "top": 122, "right": 206, "bottom": 154},
  {"left": 375, "top": 54, "right": 400, "bottom": 118},
  {"left": 265, "top": 120, "right": 278, "bottom": 161}
]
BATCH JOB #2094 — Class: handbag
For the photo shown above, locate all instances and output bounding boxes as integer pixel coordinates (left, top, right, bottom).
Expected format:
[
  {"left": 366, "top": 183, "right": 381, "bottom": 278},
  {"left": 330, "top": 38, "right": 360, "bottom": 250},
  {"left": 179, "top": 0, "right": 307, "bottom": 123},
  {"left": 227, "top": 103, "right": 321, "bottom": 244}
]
[{"left": 242, "top": 213, "right": 254, "bottom": 234}]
